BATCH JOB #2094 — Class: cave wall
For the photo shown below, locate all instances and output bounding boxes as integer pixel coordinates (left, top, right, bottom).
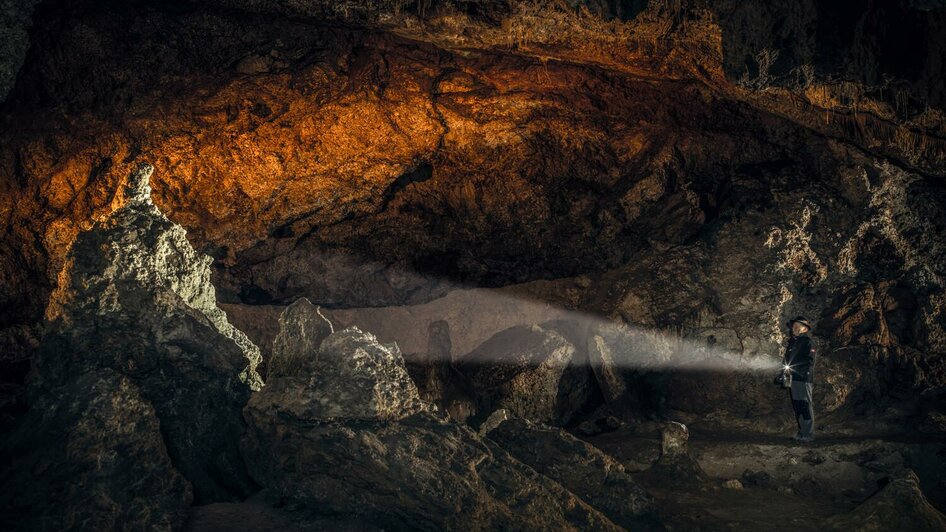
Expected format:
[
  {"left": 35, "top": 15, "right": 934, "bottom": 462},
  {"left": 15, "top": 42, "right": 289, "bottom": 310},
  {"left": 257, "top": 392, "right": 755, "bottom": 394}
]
[{"left": 1, "top": 0, "right": 944, "bottom": 429}]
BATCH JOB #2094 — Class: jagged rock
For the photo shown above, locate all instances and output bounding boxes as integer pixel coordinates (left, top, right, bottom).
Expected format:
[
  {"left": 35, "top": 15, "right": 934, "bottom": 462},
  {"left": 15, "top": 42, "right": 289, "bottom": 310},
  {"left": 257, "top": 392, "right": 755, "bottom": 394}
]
[
  {"left": 641, "top": 421, "right": 709, "bottom": 487},
  {"left": 242, "top": 326, "right": 621, "bottom": 531},
  {"left": 587, "top": 331, "right": 629, "bottom": 405},
  {"left": 456, "top": 324, "right": 591, "bottom": 427},
  {"left": 825, "top": 470, "right": 946, "bottom": 531},
  {"left": 486, "top": 417, "right": 657, "bottom": 529},
  {"left": 661, "top": 421, "right": 689, "bottom": 458},
  {"left": 243, "top": 409, "right": 621, "bottom": 531},
  {"left": 29, "top": 163, "right": 260, "bottom": 502},
  {"left": 43, "top": 163, "right": 262, "bottom": 390},
  {"left": 255, "top": 326, "right": 425, "bottom": 421},
  {"left": 478, "top": 408, "right": 511, "bottom": 436},
  {"left": 268, "top": 297, "right": 333, "bottom": 378},
  {"left": 417, "top": 320, "right": 475, "bottom": 423},
  {"left": 537, "top": 319, "right": 600, "bottom": 425},
  {"left": 0, "top": 370, "right": 192, "bottom": 531}
]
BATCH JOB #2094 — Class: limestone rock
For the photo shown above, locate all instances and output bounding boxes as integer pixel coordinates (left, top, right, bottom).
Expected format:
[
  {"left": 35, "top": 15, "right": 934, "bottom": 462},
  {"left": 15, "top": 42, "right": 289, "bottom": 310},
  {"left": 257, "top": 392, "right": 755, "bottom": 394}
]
[
  {"left": 486, "top": 417, "right": 657, "bottom": 529},
  {"left": 642, "top": 421, "right": 709, "bottom": 487},
  {"left": 825, "top": 470, "right": 946, "bottom": 531},
  {"left": 457, "top": 324, "right": 591, "bottom": 427},
  {"left": 268, "top": 297, "right": 333, "bottom": 379},
  {"left": 252, "top": 326, "right": 425, "bottom": 422},
  {"left": 0, "top": 370, "right": 192, "bottom": 531},
  {"left": 242, "top": 409, "right": 621, "bottom": 531},
  {"left": 478, "top": 408, "right": 511, "bottom": 436},
  {"left": 661, "top": 421, "right": 689, "bottom": 458},
  {"left": 242, "top": 325, "right": 621, "bottom": 530},
  {"left": 416, "top": 320, "right": 475, "bottom": 423},
  {"left": 587, "top": 332, "right": 629, "bottom": 405},
  {"left": 31, "top": 163, "right": 260, "bottom": 502},
  {"left": 44, "top": 163, "right": 262, "bottom": 391}
]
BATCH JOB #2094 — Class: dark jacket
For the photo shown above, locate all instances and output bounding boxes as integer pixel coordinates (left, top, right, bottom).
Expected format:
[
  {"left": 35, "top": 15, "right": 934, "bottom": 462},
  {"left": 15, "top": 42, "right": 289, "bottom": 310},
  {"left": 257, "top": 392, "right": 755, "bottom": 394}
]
[{"left": 784, "top": 333, "right": 816, "bottom": 383}]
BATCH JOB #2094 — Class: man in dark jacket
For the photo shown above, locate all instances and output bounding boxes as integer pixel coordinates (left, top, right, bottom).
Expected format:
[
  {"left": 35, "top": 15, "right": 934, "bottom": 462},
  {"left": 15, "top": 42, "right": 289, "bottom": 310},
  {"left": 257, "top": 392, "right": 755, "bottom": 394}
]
[{"left": 784, "top": 316, "right": 816, "bottom": 442}]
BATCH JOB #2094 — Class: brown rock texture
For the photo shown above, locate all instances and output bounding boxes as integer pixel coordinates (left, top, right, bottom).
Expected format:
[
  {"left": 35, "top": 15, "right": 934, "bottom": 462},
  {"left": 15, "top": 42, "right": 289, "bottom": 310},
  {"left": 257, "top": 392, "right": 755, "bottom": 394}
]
[
  {"left": 268, "top": 297, "right": 333, "bottom": 379},
  {"left": 0, "top": 370, "right": 192, "bottom": 531},
  {"left": 0, "top": 0, "right": 944, "bottom": 435},
  {"left": 242, "top": 320, "right": 625, "bottom": 531},
  {"left": 485, "top": 416, "right": 657, "bottom": 529},
  {"left": 17, "top": 164, "right": 262, "bottom": 506},
  {"left": 825, "top": 470, "right": 946, "bottom": 531},
  {"left": 456, "top": 323, "right": 593, "bottom": 427}
]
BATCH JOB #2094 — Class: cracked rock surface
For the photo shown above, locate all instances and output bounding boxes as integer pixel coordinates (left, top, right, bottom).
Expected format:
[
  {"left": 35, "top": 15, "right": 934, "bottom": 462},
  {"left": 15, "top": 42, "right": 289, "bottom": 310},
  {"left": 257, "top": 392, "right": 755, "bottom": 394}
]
[
  {"left": 242, "top": 316, "right": 629, "bottom": 530},
  {"left": 7, "top": 164, "right": 263, "bottom": 512}
]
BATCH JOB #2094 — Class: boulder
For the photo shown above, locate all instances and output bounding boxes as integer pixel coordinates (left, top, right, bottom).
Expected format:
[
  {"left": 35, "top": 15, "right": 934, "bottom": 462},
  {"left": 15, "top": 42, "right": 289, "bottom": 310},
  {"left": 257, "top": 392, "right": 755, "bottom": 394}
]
[
  {"left": 456, "top": 324, "right": 591, "bottom": 427},
  {"left": 642, "top": 421, "right": 709, "bottom": 487},
  {"left": 28, "top": 163, "right": 261, "bottom": 502},
  {"left": 42, "top": 163, "right": 262, "bottom": 391},
  {"left": 416, "top": 320, "right": 475, "bottom": 423},
  {"left": 0, "top": 371, "right": 192, "bottom": 531},
  {"left": 268, "top": 297, "right": 333, "bottom": 378},
  {"left": 243, "top": 326, "right": 622, "bottom": 531},
  {"left": 825, "top": 470, "right": 946, "bottom": 531},
  {"left": 660, "top": 421, "right": 689, "bottom": 458},
  {"left": 244, "top": 409, "right": 621, "bottom": 531},
  {"left": 575, "top": 415, "right": 623, "bottom": 437},
  {"left": 256, "top": 326, "right": 425, "bottom": 421},
  {"left": 484, "top": 417, "right": 657, "bottom": 529},
  {"left": 478, "top": 408, "right": 512, "bottom": 436}
]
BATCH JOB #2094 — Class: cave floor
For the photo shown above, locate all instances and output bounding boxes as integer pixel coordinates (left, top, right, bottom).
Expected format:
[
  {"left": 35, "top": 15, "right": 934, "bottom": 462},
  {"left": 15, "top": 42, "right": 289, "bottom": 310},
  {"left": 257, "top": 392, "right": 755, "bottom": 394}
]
[
  {"left": 588, "top": 427, "right": 946, "bottom": 531},
  {"left": 184, "top": 428, "right": 946, "bottom": 531},
  {"left": 635, "top": 477, "right": 852, "bottom": 532},
  {"left": 183, "top": 491, "right": 380, "bottom": 532}
]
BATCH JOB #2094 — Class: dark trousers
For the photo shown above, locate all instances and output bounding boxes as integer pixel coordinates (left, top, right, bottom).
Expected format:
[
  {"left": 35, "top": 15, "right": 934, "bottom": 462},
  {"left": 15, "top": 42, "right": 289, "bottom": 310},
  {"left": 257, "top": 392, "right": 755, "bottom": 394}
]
[{"left": 790, "top": 381, "right": 814, "bottom": 436}]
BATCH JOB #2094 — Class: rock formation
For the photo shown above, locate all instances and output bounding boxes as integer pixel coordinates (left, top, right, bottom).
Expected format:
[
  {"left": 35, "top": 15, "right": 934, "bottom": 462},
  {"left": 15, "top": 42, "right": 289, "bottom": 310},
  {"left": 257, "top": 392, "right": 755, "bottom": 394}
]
[
  {"left": 640, "top": 421, "right": 709, "bottom": 487},
  {"left": 0, "top": 370, "right": 192, "bottom": 531},
  {"left": 826, "top": 470, "right": 946, "bottom": 531},
  {"left": 484, "top": 416, "right": 657, "bottom": 529},
  {"left": 252, "top": 324, "right": 425, "bottom": 422},
  {"left": 2, "top": 163, "right": 264, "bottom": 529},
  {"left": 0, "top": 1, "right": 945, "bottom": 528},
  {"left": 1, "top": 1, "right": 944, "bottom": 439},
  {"left": 456, "top": 324, "right": 594, "bottom": 427},
  {"left": 268, "top": 297, "right": 333, "bottom": 379},
  {"left": 415, "top": 320, "right": 475, "bottom": 423},
  {"left": 242, "top": 322, "right": 626, "bottom": 530}
]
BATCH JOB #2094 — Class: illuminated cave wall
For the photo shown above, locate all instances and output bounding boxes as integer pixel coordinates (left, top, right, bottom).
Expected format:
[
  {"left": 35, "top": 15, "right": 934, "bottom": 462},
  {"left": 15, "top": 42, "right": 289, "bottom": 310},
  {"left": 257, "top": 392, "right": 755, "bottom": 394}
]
[{"left": 1, "top": 0, "right": 945, "bottom": 428}]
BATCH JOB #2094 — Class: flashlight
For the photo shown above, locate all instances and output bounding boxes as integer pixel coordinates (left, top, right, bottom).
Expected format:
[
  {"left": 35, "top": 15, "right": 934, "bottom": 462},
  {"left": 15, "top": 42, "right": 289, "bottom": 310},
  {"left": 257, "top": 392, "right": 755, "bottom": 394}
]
[{"left": 781, "top": 364, "right": 792, "bottom": 388}]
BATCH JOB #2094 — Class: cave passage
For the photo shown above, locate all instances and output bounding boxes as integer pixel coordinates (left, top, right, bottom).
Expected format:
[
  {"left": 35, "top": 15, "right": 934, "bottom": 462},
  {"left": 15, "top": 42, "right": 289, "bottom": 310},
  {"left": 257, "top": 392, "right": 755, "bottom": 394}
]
[{"left": 1, "top": 1, "right": 945, "bottom": 531}]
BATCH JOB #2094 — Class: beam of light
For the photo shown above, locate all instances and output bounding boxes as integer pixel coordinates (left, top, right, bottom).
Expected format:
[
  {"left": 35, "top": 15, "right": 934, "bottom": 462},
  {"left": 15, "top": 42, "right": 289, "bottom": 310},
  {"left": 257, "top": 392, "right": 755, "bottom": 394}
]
[{"left": 308, "top": 261, "right": 788, "bottom": 374}]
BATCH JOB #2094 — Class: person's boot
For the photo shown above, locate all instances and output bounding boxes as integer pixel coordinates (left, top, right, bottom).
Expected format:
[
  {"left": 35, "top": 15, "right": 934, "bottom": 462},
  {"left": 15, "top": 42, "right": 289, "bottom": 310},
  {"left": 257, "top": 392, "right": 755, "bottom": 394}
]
[{"left": 797, "top": 434, "right": 815, "bottom": 442}]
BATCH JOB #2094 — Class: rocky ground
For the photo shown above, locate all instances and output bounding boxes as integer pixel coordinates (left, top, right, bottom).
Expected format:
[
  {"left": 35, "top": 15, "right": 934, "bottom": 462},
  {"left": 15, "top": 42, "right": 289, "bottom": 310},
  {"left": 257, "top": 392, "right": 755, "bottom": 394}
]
[{"left": 1, "top": 0, "right": 945, "bottom": 530}]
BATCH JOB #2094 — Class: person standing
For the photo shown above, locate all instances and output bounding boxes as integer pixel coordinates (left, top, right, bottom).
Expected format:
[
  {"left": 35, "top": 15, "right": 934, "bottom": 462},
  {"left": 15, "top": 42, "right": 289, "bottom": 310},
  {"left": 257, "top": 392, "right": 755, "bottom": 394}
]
[{"left": 784, "top": 316, "right": 816, "bottom": 442}]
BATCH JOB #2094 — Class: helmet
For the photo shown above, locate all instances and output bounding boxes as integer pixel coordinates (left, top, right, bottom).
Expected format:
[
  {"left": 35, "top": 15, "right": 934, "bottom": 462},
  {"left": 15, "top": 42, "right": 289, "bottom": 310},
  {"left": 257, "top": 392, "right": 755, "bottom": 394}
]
[{"left": 787, "top": 316, "right": 812, "bottom": 330}]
